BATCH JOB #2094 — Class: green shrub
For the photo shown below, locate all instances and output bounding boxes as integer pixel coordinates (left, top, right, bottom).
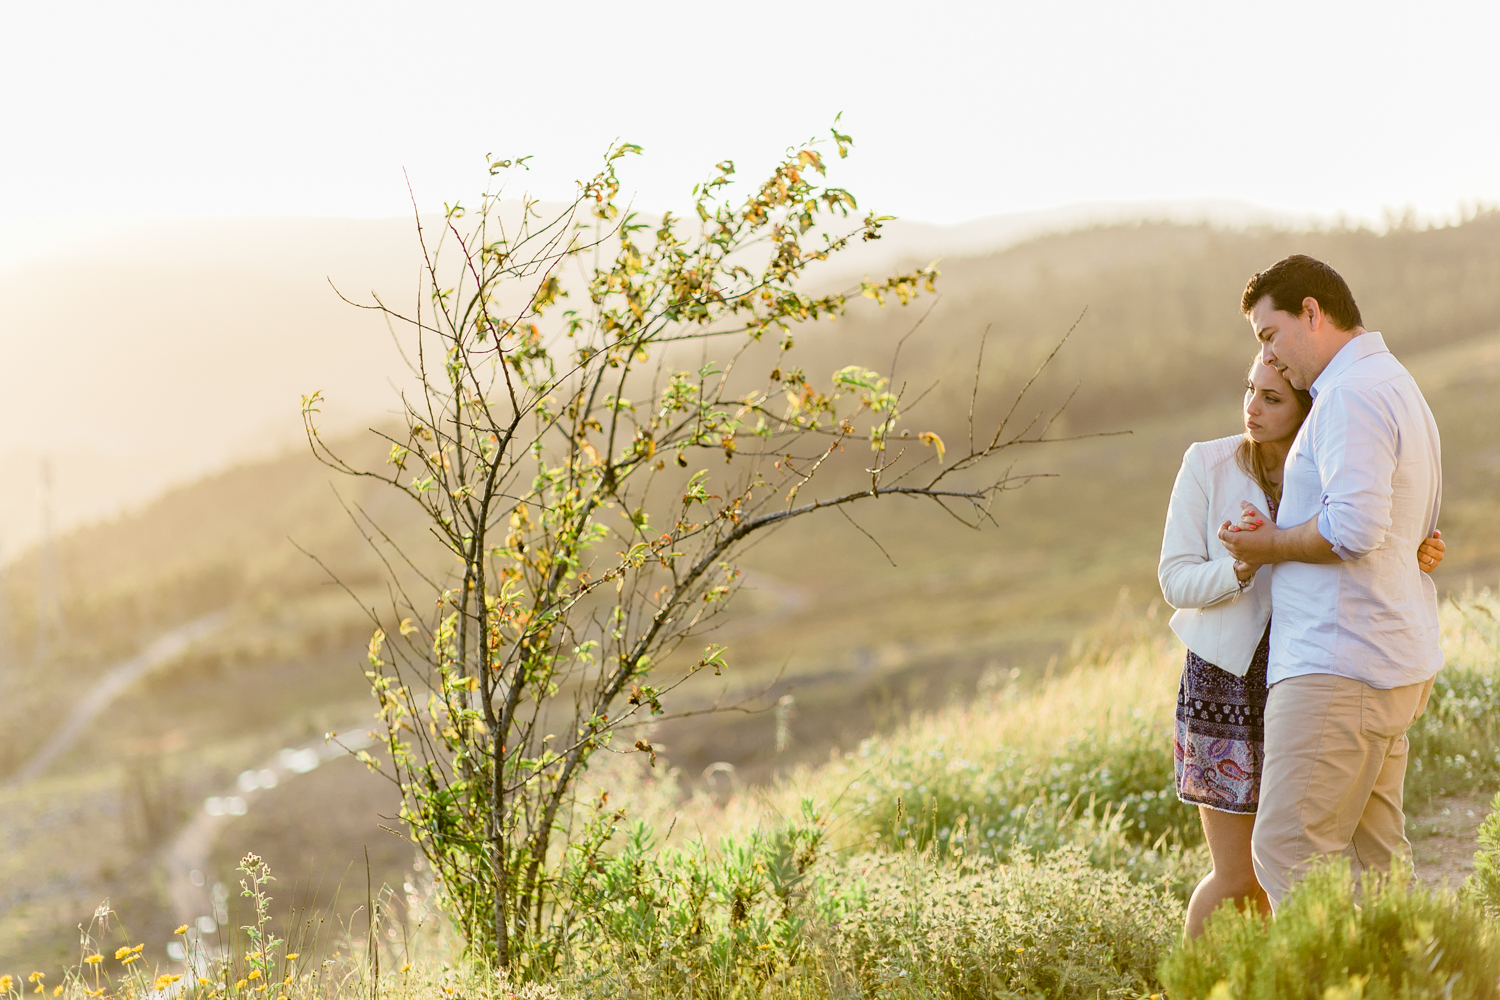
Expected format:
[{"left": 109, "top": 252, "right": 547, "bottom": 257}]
[
  {"left": 1469, "top": 790, "right": 1500, "bottom": 916},
  {"left": 823, "top": 846, "right": 1181, "bottom": 1000},
  {"left": 1160, "top": 858, "right": 1500, "bottom": 1000},
  {"left": 1408, "top": 598, "right": 1500, "bottom": 808},
  {"left": 549, "top": 805, "right": 1180, "bottom": 1000},
  {"left": 555, "top": 803, "right": 835, "bottom": 996}
]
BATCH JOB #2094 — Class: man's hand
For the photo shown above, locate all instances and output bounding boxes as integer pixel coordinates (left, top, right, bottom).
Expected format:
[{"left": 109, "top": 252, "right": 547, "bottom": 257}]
[{"left": 1418, "top": 529, "right": 1445, "bottom": 574}]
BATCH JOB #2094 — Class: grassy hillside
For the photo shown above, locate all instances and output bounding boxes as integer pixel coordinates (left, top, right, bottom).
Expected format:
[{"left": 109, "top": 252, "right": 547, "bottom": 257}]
[
  {"left": 2, "top": 215, "right": 1498, "bottom": 975},
  {"left": 13, "top": 594, "right": 1500, "bottom": 999}
]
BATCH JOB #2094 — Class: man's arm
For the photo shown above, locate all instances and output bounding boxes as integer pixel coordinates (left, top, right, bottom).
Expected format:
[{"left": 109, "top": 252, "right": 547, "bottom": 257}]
[
  {"left": 1226, "top": 509, "right": 1447, "bottom": 570},
  {"left": 1312, "top": 386, "right": 1399, "bottom": 560},
  {"left": 1219, "top": 506, "right": 1339, "bottom": 565}
]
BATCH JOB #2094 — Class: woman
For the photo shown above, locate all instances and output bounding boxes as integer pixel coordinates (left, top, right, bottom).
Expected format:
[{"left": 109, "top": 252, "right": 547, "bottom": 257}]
[{"left": 1158, "top": 356, "right": 1446, "bottom": 938}]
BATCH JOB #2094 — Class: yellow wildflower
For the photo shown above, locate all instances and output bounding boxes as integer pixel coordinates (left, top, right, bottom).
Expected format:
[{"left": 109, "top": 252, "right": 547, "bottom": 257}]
[
  {"left": 26, "top": 975, "right": 43, "bottom": 985},
  {"left": 282, "top": 955, "right": 298, "bottom": 962},
  {"left": 174, "top": 925, "right": 189, "bottom": 935},
  {"left": 153, "top": 975, "right": 182, "bottom": 990},
  {"left": 52, "top": 990, "right": 62, "bottom": 998},
  {"left": 282, "top": 977, "right": 293, "bottom": 985},
  {"left": 234, "top": 981, "right": 247, "bottom": 990},
  {"left": 84, "top": 956, "right": 103, "bottom": 965},
  {"left": 245, "top": 972, "right": 260, "bottom": 982},
  {"left": 121, "top": 956, "right": 139, "bottom": 966},
  {"left": 130, "top": 945, "right": 143, "bottom": 954},
  {"left": 399, "top": 965, "right": 411, "bottom": 974},
  {"left": 0, "top": 976, "right": 12, "bottom": 993},
  {"left": 114, "top": 948, "right": 130, "bottom": 961}
]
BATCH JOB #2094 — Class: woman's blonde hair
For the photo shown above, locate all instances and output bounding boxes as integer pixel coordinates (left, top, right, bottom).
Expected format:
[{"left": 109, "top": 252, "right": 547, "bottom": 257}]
[{"left": 1235, "top": 355, "right": 1313, "bottom": 505}]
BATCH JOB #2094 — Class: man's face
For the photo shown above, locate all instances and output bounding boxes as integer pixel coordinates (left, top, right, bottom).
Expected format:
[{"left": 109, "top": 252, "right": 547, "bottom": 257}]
[{"left": 1248, "top": 296, "right": 1318, "bottom": 390}]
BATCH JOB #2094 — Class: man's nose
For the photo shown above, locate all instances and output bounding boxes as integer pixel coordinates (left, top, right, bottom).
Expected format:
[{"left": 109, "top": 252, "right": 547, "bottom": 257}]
[{"left": 1260, "top": 342, "right": 1276, "bottom": 366}]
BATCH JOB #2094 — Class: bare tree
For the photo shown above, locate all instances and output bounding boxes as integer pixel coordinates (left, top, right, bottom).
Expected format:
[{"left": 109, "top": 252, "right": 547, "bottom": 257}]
[{"left": 302, "top": 124, "right": 1076, "bottom": 967}]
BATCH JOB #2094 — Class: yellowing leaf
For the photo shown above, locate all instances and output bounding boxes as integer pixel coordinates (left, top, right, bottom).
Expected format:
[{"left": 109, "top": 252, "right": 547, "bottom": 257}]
[{"left": 919, "top": 432, "right": 946, "bottom": 463}]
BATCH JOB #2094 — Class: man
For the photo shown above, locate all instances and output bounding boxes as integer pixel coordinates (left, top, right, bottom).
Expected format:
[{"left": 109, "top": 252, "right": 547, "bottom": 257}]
[{"left": 1218, "top": 254, "right": 1443, "bottom": 910}]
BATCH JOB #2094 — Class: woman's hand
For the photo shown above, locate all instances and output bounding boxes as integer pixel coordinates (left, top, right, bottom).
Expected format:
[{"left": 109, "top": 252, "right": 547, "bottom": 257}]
[
  {"left": 1226, "top": 505, "right": 1266, "bottom": 584},
  {"left": 1233, "top": 559, "right": 1259, "bottom": 584},
  {"left": 1418, "top": 529, "right": 1445, "bottom": 574}
]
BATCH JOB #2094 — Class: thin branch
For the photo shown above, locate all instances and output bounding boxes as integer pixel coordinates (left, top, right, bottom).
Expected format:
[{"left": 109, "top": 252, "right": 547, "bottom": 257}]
[{"left": 837, "top": 505, "right": 897, "bottom": 567}]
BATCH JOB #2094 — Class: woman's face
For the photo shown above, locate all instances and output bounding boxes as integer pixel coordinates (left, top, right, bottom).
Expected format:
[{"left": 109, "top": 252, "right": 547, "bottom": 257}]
[{"left": 1243, "top": 361, "right": 1305, "bottom": 445}]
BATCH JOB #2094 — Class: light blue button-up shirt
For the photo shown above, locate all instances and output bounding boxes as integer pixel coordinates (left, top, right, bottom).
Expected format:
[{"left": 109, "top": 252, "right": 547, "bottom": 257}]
[{"left": 1269, "top": 331, "right": 1443, "bottom": 688}]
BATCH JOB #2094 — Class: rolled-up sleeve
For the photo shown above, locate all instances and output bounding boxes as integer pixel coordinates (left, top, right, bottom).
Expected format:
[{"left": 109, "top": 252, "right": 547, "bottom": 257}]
[{"left": 1312, "top": 385, "right": 1398, "bottom": 561}]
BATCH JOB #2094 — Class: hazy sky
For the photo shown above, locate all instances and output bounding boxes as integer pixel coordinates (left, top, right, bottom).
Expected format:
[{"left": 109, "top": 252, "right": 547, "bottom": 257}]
[{"left": 4, "top": 0, "right": 1499, "bottom": 229}]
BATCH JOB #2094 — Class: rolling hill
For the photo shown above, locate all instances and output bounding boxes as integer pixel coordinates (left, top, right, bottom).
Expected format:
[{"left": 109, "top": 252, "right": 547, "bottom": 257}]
[{"left": 2, "top": 212, "right": 1498, "bottom": 974}]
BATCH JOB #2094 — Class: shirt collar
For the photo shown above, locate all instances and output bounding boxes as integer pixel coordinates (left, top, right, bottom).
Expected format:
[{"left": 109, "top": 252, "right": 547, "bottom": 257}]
[{"left": 1310, "top": 330, "right": 1387, "bottom": 399}]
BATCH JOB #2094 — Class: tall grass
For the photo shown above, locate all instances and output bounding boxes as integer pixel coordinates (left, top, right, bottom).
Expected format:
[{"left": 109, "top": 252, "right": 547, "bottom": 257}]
[
  {"left": 358, "top": 588, "right": 1500, "bottom": 999},
  {"left": 813, "top": 608, "right": 1195, "bottom": 859},
  {"left": 538, "top": 591, "right": 1500, "bottom": 997},
  {"left": 1409, "top": 593, "right": 1500, "bottom": 808},
  {"left": 771, "top": 592, "right": 1500, "bottom": 891},
  {"left": 481, "top": 591, "right": 1500, "bottom": 997},
  {"left": 13, "top": 595, "right": 1496, "bottom": 1000},
  {"left": 1160, "top": 858, "right": 1500, "bottom": 1000}
]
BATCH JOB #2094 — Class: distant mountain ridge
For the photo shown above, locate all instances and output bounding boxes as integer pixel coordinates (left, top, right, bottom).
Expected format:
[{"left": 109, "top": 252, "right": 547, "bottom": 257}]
[{"left": 0, "top": 200, "right": 1466, "bottom": 559}]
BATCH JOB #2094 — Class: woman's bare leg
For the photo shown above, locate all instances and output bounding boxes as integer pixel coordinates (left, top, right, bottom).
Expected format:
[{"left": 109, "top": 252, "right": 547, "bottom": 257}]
[{"left": 1184, "top": 805, "right": 1270, "bottom": 938}]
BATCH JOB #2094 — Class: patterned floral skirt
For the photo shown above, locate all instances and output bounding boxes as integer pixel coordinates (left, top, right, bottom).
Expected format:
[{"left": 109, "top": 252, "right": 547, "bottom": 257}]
[{"left": 1173, "top": 623, "right": 1270, "bottom": 814}]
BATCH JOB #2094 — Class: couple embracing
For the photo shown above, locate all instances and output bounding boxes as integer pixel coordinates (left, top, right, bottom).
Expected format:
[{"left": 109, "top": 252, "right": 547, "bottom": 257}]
[{"left": 1159, "top": 254, "right": 1446, "bottom": 936}]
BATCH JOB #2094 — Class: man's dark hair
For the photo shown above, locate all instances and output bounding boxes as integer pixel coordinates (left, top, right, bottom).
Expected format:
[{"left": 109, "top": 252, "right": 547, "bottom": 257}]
[{"left": 1240, "top": 254, "right": 1363, "bottom": 331}]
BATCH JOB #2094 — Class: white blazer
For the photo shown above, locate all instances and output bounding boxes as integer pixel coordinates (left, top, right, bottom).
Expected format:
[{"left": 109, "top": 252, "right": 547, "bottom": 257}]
[{"left": 1158, "top": 434, "right": 1273, "bottom": 677}]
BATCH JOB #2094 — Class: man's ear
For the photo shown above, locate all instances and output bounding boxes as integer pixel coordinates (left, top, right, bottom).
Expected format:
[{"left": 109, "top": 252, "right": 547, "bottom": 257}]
[{"left": 1301, "top": 296, "right": 1324, "bottom": 331}]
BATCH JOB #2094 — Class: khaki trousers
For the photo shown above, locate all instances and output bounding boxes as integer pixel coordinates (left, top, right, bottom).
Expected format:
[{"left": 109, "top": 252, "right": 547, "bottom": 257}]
[{"left": 1251, "top": 672, "right": 1434, "bottom": 911}]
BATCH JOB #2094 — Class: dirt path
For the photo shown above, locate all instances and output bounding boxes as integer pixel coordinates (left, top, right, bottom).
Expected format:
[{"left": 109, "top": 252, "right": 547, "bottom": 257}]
[
  {"left": 162, "top": 729, "right": 374, "bottom": 937},
  {"left": 5, "top": 612, "right": 225, "bottom": 786},
  {"left": 1410, "top": 789, "right": 1498, "bottom": 889}
]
